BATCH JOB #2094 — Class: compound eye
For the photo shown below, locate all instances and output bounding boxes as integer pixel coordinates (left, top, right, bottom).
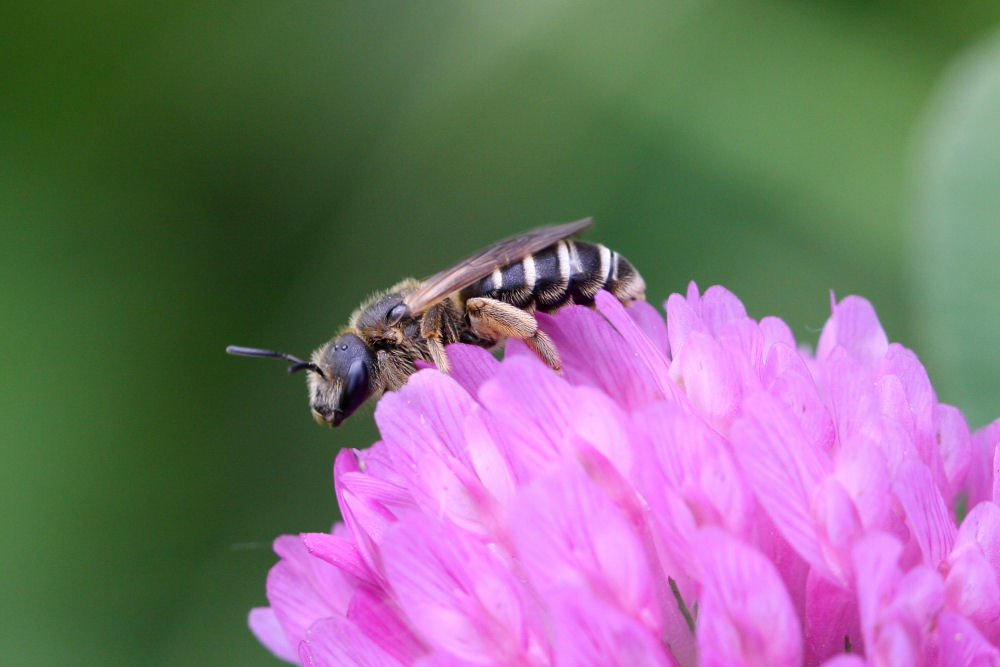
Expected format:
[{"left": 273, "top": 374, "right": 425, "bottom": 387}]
[
  {"left": 387, "top": 303, "right": 409, "bottom": 325},
  {"left": 341, "top": 359, "right": 371, "bottom": 417}
]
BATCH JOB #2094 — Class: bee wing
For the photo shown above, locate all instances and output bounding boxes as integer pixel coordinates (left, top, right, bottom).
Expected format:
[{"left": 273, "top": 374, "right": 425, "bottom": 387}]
[{"left": 403, "top": 217, "right": 593, "bottom": 315}]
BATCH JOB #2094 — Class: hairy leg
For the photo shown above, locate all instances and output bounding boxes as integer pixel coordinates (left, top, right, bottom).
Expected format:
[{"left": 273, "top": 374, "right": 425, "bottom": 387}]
[
  {"left": 465, "top": 297, "right": 561, "bottom": 371},
  {"left": 418, "top": 302, "right": 451, "bottom": 372}
]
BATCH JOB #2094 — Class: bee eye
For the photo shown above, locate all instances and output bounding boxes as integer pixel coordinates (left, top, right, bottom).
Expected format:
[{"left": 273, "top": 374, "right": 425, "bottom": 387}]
[
  {"left": 387, "top": 303, "right": 409, "bottom": 325},
  {"left": 341, "top": 359, "right": 371, "bottom": 417}
]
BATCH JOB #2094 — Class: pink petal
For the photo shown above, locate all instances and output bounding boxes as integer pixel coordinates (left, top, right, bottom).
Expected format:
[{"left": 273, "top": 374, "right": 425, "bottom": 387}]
[
  {"left": 548, "top": 587, "right": 680, "bottom": 667},
  {"left": 625, "top": 298, "right": 671, "bottom": 357},
  {"left": 819, "top": 349, "right": 883, "bottom": 449},
  {"left": 630, "top": 455, "right": 701, "bottom": 588},
  {"left": 337, "top": 469, "right": 411, "bottom": 510},
  {"left": 956, "top": 501, "right": 1000, "bottom": 574},
  {"left": 346, "top": 586, "right": 427, "bottom": 664},
  {"left": 442, "top": 343, "right": 500, "bottom": 396},
  {"left": 876, "top": 345, "right": 947, "bottom": 489},
  {"left": 301, "top": 531, "right": 371, "bottom": 584},
  {"left": 669, "top": 330, "right": 741, "bottom": 431},
  {"left": 372, "top": 374, "right": 505, "bottom": 535},
  {"left": 816, "top": 295, "right": 889, "bottom": 367},
  {"left": 564, "top": 385, "right": 637, "bottom": 472},
  {"left": 946, "top": 502, "right": 1000, "bottom": 644},
  {"left": 479, "top": 350, "right": 658, "bottom": 483},
  {"left": 299, "top": 616, "right": 406, "bottom": 667},
  {"left": 265, "top": 534, "right": 355, "bottom": 635},
  {"left": 333, "top": 447, "right": 420, "bottom": 564},
  {"left": 852, "top": 532, "right": 904, "bottom": 653},
  {"left": 701, "top": 285, "right": 749, "bottom": 329},
  {"left": 879, "top": 345, "right": 936, "bottom": 428},
  {"left": 944, "top": 549, "right": 1000, "bottom": 645},
  {"left": 411, "top": 449, "right": 501, "bottom": 538},
  {"left": 461, "top": 411, "right": 516, "bottom": 507},
  {"left": 892, "top": 458, "right": 957, "bottom": 568},
  {"left": 893, "top": 565, "right": 946, "bottom": 637},
  {"left": 379, "top": 516, "right": 536, "bottom": 663},
  {"left": 967, "top": 419, "right": 1000, "bottom": 507},
  {"left": 375, "top": 370, "right": 479, "bottom": 466},
  {"left": 938, "top": 610, "right": 1000, "bottom": 667},
  {"left": 695, "top": 528, "right": 803, "bottom": 667},
  {"left": 730, "top": 392, "right": 834, "bottom": 578},
  {"left": 685, "top": 280, "right": 702, "bottom": 305},
  {"left": 749, "top": 511, "right": 812, "bottom": 624},
  {"left": 352, "top": 439, "right": 408, "bottom": 488},
  {"left": 595, "top": 291, "right": 686, "bottom": 406},
  {"left": 994, "top": 445, "right": 1000, "bottom": 507},
  {"left": 665, "top": 290, "right": 707, "bottom": 359},
  {"left": 869, "top": 621, "right": 921, "bottom": 667},
  {"left": 852, "top": 533, "right": 946, "bottom": 661},
  {"left": 476, "top": 354, "right": 579, "bottom": 476},
  {"left": 266, "top": 554, "right": 336, "bottom": 652},
  {"left": 622, "top": 461, "right": 702, "bottom": 666},
  {"left": 509, "top": 461, "right": 660, "bottom": 633},
  {"left": 763, "top": 341, "right": 836, "bottom": 454},
  {"left": 759, "top": 315, "right": 796, "bottom": 351},
  {"left": 804, "top": 572, "right": 861, "bottom": 666},
  {"left": 716, "top": 317, "right": 766, "bottom": 395},
  {"left": 632, "top": 401, "right": 752, "bottom": 537},
  {"left": 538, "top": 301, "right": 665, "bottom": 411},
  {"left": 819, "top": 656, "right": 867, "bottom": 667},
  {"left": 811, "top": 477, "right": 863, "bottom": 586},
  {"left": 413, "top": 651, "right": 489, "bottom": 666},
  {"left": 833, "top": 432, "right": 898, "bottom": 536},
  {"left": 935, "top": 404, "right": 973, "bottom": 502},
  {"left": 249, "top": 607, "right": 298, "bottom": 664}
]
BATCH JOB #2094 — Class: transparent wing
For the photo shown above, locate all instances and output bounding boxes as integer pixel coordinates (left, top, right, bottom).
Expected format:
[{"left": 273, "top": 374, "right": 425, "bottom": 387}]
[{"left": 403, "top": 218, "right": 593, "bottom": 315}]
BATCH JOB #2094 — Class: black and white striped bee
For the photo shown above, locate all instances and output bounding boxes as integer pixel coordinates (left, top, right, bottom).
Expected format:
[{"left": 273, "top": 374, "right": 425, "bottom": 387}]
[{"left": 227, "top": 218, "right": 645, "bottom": 427}]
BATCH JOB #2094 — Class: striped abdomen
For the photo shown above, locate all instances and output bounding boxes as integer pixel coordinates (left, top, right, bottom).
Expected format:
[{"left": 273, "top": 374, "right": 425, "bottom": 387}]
[{"left": 461, "top": 240, "right": 645, "bottom": 312}]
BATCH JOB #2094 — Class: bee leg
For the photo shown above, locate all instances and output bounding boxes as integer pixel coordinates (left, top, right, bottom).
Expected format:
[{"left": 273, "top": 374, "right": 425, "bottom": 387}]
[
  {"left": 465, "top": 297, "right": 561, "bottom": 372},
  {"left": 419, "top": 302, "right": 451, "bottom": 372},
  {"left": 376, "top": 349, "right": 415, "bottom": 391}
]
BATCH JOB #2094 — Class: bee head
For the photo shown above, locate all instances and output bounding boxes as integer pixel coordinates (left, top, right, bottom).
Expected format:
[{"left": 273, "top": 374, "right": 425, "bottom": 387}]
[
  {"left": 307, "top": 333, "right": 376, "bottom": 427},
  {"left": 225, "top": 335, "right": 376, "bottom": 427}
]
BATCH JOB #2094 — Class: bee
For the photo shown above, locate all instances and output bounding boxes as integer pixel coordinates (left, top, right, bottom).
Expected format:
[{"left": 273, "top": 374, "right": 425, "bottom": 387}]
[{"left": 227, "top": 218, "right": 645, "bottom": 426}]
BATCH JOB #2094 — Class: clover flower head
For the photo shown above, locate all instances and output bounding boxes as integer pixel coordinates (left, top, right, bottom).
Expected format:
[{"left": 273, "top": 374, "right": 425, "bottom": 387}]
[{"left": 250, "top": 284, "right": 1000, "bottom": 665}]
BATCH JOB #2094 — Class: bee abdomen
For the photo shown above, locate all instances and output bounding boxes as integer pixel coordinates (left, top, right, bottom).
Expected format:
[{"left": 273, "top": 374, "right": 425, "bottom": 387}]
[{"left": 464, "top": 240, "right": 645, "bottom": 312}]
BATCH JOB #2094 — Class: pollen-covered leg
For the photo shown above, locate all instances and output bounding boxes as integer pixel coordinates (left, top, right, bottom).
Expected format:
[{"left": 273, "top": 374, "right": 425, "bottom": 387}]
[
  {"left": 420, "top": 302, "right": 451, "bottom": 372},
  {"left": 465, "top": 297, "right": 562, "bottom": 371},
  {"left": 522, "top": 328, "right": 561, "bottom": 373}
]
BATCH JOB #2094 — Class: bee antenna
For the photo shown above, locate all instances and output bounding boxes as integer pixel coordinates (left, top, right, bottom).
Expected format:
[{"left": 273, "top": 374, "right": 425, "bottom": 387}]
[
  {"left": 226, "top": 345, "right": 306, "bottom": 364},
  {"left": 286, "top": 361, "right": 324, "bottom": 377},
  {"left": 226, "top": 345, "right": 326, "bottom": 380}
]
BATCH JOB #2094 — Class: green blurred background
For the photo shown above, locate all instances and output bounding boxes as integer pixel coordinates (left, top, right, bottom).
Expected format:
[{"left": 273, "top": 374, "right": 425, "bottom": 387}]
[{"left": 4, "top": 2, "right": 1000, "bottom": 664}]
